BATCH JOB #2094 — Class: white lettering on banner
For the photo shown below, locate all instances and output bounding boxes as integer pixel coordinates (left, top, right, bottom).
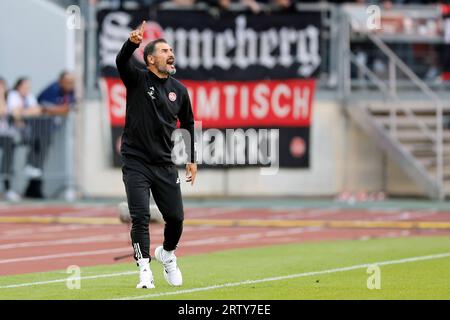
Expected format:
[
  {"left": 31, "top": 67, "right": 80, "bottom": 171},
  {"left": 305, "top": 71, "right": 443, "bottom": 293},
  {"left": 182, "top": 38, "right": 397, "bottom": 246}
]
[
  {"left": 224, "top": 85, "right": 238, "bottom": 119},
  {"left": 99, "top": 14, "right": 321, "bottom": 77},
  {"left": 202, "top": 30, "right": 214, "bottom": 70},
  {"left": 240, "top": 86, "right": 250, "bottom": 119},
  {"left": 215, "top": 30, "right": 235, "bottom": 69},
  {"left": 164, "top": 27, "right": 174, "bottom": 50},
  {"left": 110, "top": 84, "right": 126, "bottom": 119},
  {"left": 100, "top": 12, "right": 133, "bottom": 67},
  {"left": 103, "top": 78, "right": 314, "bottom": 127},
  {"left": 197, "top": 87, "right": 220, "bottom": 120},
  {"left": 293, "top": 87, "right": 310, "bottom": 119},
  {"left": 279, "top": 28, "right": 297, "bottom": 67},
  {"left": 189, "top": 30, "right": 201, "bottom": 69},
  {"left": 259, "top": 29, "right": 278, "bottom": 68},
  {"left": 175, "top": 29, "right": 188, "bottom": 68},
  {"left": 234, "top": 16, "right": 258, "bottom": 69},
  {"left": 184, "top": 81, "right": 313, "bottom": 125},
  {"left": 297, "top": 26, "right": 321, "bottom": 77},
  {"left": 272, "top": 84, "right": 291, "bottom": 118},
  {"left": 252, "top": 84, "right": 270, "bottom": 119}
]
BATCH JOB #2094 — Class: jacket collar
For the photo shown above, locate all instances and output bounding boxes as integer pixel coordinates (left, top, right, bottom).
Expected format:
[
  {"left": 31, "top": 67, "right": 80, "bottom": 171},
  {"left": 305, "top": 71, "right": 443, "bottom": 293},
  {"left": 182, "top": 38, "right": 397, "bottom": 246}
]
[{"left": 147, "top": 69, "right": 169, "bottom": 83}]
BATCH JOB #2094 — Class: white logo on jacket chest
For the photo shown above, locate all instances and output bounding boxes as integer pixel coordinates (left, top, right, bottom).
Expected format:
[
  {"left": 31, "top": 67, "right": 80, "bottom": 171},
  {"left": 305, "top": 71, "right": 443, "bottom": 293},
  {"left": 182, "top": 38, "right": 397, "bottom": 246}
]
[
  {"left": 168, "top": 92, "right": 177, "bottom": 102},
  {"left": 147, "top": 86, "right": 156, "bottom": 100}
]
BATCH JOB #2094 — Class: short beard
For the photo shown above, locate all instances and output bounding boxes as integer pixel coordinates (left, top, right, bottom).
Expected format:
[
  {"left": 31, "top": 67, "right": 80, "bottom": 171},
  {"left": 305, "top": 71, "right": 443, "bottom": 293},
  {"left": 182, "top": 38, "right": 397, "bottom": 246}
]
[
  {"left": 168, "top": 67, "right": 176, "bottom": 75},
  {"left": 157, "top": 65, "right": 176, "bottom": 76}
]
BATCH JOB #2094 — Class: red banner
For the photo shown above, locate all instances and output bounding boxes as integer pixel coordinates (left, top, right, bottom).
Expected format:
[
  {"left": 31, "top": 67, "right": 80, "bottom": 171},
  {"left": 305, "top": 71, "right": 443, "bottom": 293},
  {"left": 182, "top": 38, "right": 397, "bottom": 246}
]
[
  {"left": 102, "top": 78, "right": 315, "bottom": 128},
  {"left": 184, "top": 79, "right": 314, "bottom": 128},
  {"left": 101, "top": 78, "right": 126, "bottom": 127}
]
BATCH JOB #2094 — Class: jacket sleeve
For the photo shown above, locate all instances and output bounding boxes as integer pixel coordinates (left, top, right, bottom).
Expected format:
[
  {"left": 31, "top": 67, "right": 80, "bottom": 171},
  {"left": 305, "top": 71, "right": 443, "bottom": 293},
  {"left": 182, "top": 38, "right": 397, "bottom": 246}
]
[
  {"left": 116, "top": 39, "right": 140, "bottom": 88},
  {"left": 178, "top": 88, "right": 196, "bottom": 163}
]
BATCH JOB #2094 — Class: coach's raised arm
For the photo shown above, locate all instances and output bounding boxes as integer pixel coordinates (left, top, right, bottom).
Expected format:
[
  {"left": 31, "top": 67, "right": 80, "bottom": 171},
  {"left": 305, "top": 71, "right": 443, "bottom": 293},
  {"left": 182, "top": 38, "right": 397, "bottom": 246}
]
[{"left": 115, "top": 21, "right": 146, "bottom": 88}]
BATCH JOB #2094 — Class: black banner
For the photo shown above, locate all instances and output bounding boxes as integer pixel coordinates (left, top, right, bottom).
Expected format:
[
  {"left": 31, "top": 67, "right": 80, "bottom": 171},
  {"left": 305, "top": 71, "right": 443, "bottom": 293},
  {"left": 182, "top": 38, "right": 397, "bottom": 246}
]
[
  {"left": 97, "top": 8, "right": 321, "bottom": 168},
  {"left": 98, "top": 9, "right": 322, "bottom": 80}
]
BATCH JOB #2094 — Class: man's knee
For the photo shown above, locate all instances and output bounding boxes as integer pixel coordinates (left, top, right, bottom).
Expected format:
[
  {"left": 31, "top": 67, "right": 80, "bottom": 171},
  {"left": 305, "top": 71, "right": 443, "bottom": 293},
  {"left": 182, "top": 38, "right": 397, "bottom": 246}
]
[
  {"left": 165, "top": 212, "right": 184, "bottom": 225},
  {"left": 130, "top": 214, "right": 150, "bottom": 231}
]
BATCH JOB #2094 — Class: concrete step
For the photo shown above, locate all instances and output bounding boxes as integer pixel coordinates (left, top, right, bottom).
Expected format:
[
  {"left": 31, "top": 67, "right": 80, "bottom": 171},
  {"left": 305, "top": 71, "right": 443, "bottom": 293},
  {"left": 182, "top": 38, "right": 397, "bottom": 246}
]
[
  {"left": 368, "top": 102, "right": 450, "bottom": 115},
  {"left": 416, "top": 156, "right": 450, "bottom": 168},
  {"left": 393, "top": 130, "right": 450, "bottom": 141},
  {"left": 375, "top": 115, "right": 442, "bottom": 128},
  {"left": 348, "top": 103, "right": 441, "bottom": 199},
  {"left": 425, "top": 166, "right": 450, "bottom": 180},
  {"left": 403, "top": 143, "right": 450, "bottom": 156}
]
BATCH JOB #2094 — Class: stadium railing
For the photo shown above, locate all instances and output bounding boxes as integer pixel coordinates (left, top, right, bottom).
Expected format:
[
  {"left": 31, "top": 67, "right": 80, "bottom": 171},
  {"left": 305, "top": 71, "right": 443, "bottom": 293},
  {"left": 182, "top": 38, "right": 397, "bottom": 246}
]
[{"left": 0, "top": 112, "right": 76, "bottom": 201}]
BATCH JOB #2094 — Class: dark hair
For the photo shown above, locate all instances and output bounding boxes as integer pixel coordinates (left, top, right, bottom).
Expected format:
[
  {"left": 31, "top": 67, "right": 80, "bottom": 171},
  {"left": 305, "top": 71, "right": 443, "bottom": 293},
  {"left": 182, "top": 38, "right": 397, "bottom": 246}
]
[
  {"left": 14, "top": 77, "right": 28, "bottom": 91},
  {"left": 143, "top": 38, "right": 167, "bottom": 66},
  {"left": 59, "top": 71, "right": 70, "bottom": 81}
]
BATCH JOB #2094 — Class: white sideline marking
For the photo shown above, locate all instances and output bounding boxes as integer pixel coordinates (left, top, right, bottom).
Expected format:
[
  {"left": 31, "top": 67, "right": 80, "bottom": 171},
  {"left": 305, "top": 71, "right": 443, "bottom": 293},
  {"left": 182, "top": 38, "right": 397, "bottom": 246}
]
[
  {"left": 0, "top": 247, "right": 131, "bottom": 264},
  {"left": 0, "top": 271, "right": 138, "bottom": 289},
  {"left": 0, "top": 229, "right": 313, "bottom": 260},
  {"left": 118, "top": 252, "right": 450, "bottom": 300},
  {"left": 1, "top": 252, "right": 449, "bottom": 294},
  {"left": 0, "top": 234, "right": 128, "bottom": 250}
]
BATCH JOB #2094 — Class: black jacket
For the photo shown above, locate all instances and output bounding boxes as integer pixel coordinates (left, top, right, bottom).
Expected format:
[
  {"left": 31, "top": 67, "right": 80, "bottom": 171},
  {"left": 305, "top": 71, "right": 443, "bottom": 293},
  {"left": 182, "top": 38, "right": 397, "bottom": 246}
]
[{"left": 116, "top": 39, "right": 195, "bottom": 165}]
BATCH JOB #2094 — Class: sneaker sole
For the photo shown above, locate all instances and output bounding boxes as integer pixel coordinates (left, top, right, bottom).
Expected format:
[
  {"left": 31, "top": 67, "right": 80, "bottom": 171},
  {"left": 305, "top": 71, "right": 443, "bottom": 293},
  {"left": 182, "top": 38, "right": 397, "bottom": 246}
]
[{"left": 136, "top": 283, "right": 155, "bottom": 289}]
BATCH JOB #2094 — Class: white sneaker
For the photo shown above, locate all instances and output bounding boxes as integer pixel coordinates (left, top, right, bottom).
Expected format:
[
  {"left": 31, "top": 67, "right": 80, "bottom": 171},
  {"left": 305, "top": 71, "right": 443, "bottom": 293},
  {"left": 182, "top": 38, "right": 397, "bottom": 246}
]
[
  {"left": 5, "top": 190, "right": 21, "bottom": 203},
  {"left": 154, "top": 246, "right": 182, "bottom": 286},
  {"left": 136, "top": 258, "right": 155, "bottom": 289}
]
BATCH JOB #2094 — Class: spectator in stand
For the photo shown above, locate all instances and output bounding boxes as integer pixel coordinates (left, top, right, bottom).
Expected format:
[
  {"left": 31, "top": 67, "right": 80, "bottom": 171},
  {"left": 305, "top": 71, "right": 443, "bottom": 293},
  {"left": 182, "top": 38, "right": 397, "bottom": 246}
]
[
  {"left": 38, "top": 71, "right": 76, "bottom": 116},
  {"left": 6, "top": 78, "right": 41, "bottom": 122},
  {"left": 268, "top": 0, "right": 296, "bottom": 11},
  {"left": 171, "top": 0, "right": 196, "bottom": 6},
  {"left": 0, "top": 78, "right": 21, "bottom": 202},
  {"left": 17, "top": 71, "right": 77, "bottom": 199},
  {"left": 201, "top": 0, "right": 264, "bottom": 14},
  {"left": 7, "top": 78, "right": 43, "bottom": 198}
]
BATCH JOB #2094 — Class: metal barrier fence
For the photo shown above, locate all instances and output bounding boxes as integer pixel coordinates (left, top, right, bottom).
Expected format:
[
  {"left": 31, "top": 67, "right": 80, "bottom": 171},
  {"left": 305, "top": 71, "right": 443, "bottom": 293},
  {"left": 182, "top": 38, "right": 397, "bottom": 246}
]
[
  {"left": 0, "top": 112, "right": 76, "bottom": 201},
  {"left": 342, "top": 4, "right": 447, "bottom": 90}
]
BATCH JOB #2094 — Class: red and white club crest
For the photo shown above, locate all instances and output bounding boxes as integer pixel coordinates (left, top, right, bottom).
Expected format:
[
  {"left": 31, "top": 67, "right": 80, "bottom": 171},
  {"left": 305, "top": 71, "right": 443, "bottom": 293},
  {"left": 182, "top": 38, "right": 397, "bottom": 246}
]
[{"left": 168, "top": 92, "right": 177, "bottom": 102}]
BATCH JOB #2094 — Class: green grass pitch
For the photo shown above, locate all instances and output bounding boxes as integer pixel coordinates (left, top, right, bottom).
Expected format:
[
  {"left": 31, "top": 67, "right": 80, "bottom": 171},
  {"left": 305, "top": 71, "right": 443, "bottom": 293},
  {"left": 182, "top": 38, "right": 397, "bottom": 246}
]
[{"left": 0, "top": 236, "right": 449, "bottom": 300}]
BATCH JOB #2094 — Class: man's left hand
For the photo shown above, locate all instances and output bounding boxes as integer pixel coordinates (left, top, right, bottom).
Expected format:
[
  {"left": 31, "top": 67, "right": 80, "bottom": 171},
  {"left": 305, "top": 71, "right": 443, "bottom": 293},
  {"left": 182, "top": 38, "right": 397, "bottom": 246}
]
[{"left": 185, "top": 163, "right": 197, "bottom": 186}]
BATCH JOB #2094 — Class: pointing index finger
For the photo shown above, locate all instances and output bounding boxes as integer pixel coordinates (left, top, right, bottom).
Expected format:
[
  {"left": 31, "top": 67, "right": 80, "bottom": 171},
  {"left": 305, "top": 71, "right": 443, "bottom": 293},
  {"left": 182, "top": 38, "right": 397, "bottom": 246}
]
[{"left": 139, "top": 21, "right": 146, "bottom": 36}]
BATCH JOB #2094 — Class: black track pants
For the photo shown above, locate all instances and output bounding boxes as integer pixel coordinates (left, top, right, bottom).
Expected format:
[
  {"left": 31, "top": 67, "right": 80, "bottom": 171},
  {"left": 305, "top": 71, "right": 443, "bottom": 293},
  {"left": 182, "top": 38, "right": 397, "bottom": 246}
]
[{"left": 122, "top": 155, "right": 184, "bottom": 261}]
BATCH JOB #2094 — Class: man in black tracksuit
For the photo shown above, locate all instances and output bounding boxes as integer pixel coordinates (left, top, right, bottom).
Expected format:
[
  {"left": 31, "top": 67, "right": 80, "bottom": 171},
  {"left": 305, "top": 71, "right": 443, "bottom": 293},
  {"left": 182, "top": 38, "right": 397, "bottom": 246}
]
[{"left": 116, "top": 21, "right": 196, "bottom": 289}]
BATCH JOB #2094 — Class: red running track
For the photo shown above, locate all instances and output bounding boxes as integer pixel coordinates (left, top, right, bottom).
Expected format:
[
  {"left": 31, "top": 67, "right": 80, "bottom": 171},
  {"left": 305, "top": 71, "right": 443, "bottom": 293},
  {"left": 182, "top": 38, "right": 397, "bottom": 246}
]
[{"left": 0, "top": 205, "right": 450, "bottom": 276}]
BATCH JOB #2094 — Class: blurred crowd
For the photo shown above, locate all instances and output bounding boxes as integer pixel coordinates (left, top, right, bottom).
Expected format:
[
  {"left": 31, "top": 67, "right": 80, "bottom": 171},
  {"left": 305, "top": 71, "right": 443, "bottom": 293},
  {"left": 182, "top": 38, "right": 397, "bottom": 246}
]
[
  {"left": 0, "top": 72, "right": 75, "bottom": 202},
  {"left": 91, "top": 0, "right": 301, "bottom": 12},
  {"left": 94, "top": 0, "right": 450, "bottom": 10}
]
